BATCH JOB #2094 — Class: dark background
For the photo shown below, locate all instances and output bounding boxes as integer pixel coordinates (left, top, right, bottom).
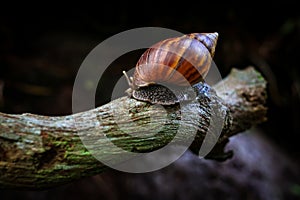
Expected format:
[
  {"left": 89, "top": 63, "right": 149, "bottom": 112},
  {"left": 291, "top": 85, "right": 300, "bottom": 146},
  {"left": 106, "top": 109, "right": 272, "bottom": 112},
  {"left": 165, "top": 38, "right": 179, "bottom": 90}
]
[{"left": 0, "top": 3, "right": 299, "bottom": 200}]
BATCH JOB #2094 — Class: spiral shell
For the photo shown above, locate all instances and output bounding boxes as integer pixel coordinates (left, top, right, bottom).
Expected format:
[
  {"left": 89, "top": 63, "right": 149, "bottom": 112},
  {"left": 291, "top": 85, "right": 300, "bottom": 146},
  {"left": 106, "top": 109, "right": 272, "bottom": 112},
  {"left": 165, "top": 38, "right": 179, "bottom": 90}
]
[{"left": 132, "top": 32, "right": 218, "bottom": 88}]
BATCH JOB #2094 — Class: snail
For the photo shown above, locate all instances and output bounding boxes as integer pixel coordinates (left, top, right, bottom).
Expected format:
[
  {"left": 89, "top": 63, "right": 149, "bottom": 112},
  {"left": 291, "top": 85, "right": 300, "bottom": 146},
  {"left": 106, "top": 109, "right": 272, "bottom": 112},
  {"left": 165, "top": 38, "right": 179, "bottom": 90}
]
[{"left": 123, "top": 32, "right": 218, "bottom": 105}]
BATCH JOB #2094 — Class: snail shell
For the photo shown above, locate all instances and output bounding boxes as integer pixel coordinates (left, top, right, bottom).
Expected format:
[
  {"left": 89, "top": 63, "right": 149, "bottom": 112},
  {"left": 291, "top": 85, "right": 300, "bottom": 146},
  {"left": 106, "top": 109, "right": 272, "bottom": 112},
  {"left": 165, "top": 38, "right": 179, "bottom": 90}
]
[{"left": 124, "top": 32, "right": 218, "bottom": 105}]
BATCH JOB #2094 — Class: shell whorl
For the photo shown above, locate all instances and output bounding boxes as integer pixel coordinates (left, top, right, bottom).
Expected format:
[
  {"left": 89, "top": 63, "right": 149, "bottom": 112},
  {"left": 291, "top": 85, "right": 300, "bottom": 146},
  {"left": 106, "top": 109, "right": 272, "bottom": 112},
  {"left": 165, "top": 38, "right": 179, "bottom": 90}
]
[{"left": 188, "top": 32, "right": 218, "bottom": 57}]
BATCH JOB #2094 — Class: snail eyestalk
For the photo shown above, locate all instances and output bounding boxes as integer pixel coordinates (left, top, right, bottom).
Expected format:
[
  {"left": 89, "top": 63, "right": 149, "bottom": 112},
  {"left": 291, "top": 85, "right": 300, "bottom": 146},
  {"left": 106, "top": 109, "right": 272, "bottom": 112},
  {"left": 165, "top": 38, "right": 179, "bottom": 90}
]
[
  {"left": 123, "top": 71, "right": 132, "bottom": 87},
  {"left": 123, "top": 70, "right": 134, "bottom": 96}
]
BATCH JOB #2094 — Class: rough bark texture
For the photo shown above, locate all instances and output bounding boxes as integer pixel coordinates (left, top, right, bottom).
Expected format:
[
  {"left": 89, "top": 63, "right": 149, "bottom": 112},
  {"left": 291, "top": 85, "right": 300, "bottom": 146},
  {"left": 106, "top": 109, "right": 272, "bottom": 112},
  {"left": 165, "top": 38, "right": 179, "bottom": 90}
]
[{"left": 0, "top": 67, "right": 267, "bottom": 190}]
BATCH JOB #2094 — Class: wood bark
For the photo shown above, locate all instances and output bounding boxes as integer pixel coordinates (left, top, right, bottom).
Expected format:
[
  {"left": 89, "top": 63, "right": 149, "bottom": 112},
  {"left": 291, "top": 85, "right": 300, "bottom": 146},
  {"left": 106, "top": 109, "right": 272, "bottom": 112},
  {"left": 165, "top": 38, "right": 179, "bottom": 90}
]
[{"left": 0, "top": 67, "right": 267, "bottom": 189}]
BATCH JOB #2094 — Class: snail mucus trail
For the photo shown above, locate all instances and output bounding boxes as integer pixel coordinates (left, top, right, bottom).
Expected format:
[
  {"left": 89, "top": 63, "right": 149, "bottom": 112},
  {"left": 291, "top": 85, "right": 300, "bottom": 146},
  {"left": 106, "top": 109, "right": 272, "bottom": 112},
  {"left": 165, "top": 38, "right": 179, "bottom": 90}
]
[{"left": 123, "top": 32, "right": 218, "bottom": 105}]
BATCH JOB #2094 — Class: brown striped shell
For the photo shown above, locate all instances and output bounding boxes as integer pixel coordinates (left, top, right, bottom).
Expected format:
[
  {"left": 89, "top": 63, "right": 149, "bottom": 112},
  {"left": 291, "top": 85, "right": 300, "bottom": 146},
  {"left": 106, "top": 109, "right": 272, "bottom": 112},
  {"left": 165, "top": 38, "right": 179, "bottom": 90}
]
[{"left": 123, "top": 32, "right": 218, "bottom": 105}]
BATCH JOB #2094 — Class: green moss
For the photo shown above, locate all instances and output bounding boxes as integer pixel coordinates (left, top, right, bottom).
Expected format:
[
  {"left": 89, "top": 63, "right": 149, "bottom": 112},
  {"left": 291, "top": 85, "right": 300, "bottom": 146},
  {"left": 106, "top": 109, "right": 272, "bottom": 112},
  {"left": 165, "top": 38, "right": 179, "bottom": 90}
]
[
  {"left": 79, "top": 149, "right": 91, "bottom": 156},
  {"left": 255, "top": 70, "right": 265, "bottom": 82},
  {"left": 52, "top": 140, "right": 68, "bottom": 146}
]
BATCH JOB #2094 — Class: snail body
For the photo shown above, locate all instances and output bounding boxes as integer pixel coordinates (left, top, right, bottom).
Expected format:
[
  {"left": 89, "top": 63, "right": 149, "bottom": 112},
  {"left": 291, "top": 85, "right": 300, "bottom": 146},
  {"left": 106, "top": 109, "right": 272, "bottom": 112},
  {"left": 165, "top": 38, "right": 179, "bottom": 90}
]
[{"left": 124, "top": 32, "right": 218, "bottom": 105}]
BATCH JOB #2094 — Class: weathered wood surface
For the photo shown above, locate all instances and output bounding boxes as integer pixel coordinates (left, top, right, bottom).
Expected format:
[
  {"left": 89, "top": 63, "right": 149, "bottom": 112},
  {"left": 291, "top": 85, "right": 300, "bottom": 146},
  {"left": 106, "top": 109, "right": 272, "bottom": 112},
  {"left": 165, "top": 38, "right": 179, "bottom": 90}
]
[{"left": 0, "top": 67, "right": 267, "bottom": 189}]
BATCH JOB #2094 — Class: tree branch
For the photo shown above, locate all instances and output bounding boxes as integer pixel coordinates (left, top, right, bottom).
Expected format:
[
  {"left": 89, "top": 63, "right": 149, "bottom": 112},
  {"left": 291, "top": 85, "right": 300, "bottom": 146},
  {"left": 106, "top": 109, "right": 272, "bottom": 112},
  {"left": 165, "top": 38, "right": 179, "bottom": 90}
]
[{"left": 0, "top": 67, "right": 267, "bottom": 190}]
